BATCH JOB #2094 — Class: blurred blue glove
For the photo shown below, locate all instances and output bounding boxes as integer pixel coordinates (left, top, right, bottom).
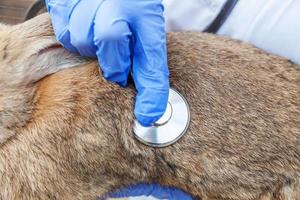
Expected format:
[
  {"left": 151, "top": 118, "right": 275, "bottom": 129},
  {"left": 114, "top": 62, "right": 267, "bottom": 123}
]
[
  {"left": 46, "top": 0, "right": 169, "bottom": 126},
  {"left": 98, "top": 183, "right": 194, "bottom": 200}
]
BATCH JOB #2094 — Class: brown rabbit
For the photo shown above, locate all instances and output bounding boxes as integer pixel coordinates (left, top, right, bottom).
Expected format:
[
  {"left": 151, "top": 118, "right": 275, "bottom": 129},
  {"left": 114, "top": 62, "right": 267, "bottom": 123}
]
[{"left": 0, "top": 13, "right": 299, "bottom": 200}]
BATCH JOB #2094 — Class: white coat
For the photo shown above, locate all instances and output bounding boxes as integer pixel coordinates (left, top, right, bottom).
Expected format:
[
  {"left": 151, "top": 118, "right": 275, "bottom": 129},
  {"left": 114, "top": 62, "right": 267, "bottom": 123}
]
[{"left": 163, "top": 0, "right": 300, "bottom": 64}]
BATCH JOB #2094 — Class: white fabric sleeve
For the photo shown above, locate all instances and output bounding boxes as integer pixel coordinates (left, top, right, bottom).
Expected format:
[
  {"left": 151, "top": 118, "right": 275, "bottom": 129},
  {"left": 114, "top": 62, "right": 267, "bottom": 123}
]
[
  {"left": 163, "top": 0, "right": 227, "bottom": 32},
  {"left": 218, "top": 0, "right": 300, "bottom": 64}
]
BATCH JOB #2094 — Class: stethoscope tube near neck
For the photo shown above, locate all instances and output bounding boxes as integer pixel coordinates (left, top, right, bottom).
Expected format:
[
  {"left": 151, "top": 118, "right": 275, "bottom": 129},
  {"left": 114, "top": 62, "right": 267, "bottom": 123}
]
[{"left": 205, "top": 0, "right": 239, "bottom": 33}]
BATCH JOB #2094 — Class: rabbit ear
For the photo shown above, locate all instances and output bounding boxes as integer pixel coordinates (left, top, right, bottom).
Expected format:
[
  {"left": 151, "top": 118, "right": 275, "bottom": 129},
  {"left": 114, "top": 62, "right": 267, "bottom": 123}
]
[
  {"left": 25, "top": 46, "right": 87, "bottom": 85},
  {"left": 0, "top": 23, "right": 10, "bottom": 31},
  {"left": 0, "top": 45, "right": 86, "bottom": 89},
  {"left": 14, "top": 13, "right": 54, "bottom": 38},
  {"left": 0, "top": 13, "right": 86, "bottom": 89}
]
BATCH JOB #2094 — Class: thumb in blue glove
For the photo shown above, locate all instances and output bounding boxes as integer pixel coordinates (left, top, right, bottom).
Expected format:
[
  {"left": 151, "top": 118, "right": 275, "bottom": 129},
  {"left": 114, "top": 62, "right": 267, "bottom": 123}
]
[{"left": 46, "top": 0, "right": 169, "bottom": 126}]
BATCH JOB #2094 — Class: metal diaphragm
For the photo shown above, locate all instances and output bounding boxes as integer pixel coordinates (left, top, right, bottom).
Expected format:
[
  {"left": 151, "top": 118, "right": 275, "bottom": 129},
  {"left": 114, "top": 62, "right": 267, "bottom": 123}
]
[{"left": 133, "top": 88, "right": 190, "bottom": 148}]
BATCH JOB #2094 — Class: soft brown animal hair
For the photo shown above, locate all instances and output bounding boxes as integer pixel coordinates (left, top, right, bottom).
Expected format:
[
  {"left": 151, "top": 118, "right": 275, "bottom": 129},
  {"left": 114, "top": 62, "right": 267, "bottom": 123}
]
[{"left": 0, "top": 13, "right": 299, "bottom": 200}]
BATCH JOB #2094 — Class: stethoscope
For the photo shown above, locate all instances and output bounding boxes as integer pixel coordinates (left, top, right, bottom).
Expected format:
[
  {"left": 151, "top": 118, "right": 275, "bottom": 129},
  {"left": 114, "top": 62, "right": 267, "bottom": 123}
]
[{"left": 133, "top": 88, "right": 190, "bottom": 148}]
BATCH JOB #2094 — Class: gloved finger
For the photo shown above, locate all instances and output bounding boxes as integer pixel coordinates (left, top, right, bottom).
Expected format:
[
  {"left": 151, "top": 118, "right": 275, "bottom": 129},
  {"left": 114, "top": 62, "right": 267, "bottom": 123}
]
[
  {"left": 93, "top": 0, "right": 133, "bottom": 87},
  {"left": 131, "top": 1, "right": 170, "bottom": 126},
  {"left": 68, "top": 0, "right": 104, "bottom": 57},
  {"left": 45, "top": 0, "right": 79, "bottom": 53}
]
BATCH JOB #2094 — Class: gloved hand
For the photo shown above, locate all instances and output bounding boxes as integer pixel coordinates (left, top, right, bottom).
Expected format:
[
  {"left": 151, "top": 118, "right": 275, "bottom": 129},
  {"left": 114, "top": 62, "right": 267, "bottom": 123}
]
[
  {"left": 98, "top": 183, "right": 194, "bottom": 200},
  {"left": 45, "top": 0, "right": 169, "bottom": 126}
]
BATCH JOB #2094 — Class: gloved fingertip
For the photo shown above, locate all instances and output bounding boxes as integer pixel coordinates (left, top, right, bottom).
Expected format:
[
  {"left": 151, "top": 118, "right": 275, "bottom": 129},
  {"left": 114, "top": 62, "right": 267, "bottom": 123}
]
[
  {"left": 98, "top": 63, "right": 130, "bottom": 87},
  {"left": 103, "top": 74, "right": 128, "bottom": 87},
  {"left": 135, "top": 113, "right": 162, "bottom": 127},
  {"left": 54, "top": 29, "right": 79, "bottom": 54},
  {"left": 134, "top": 87, "right": 169, "bottom": 127}
]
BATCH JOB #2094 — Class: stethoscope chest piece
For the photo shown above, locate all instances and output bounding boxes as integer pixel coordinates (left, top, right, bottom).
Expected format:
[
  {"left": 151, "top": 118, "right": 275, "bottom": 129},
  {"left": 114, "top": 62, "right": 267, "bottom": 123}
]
[{"left": 133, "top": 88, "right": 190, "bottom": 148}]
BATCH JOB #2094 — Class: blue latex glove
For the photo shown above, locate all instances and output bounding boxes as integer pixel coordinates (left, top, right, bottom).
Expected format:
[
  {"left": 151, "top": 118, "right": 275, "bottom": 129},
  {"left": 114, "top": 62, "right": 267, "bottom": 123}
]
[
  {"left": 98, "top": 183, "right": 194, "bottom": 200},
  {"left": 46, "top": 0, "right": 169, "bottom": 126}
]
